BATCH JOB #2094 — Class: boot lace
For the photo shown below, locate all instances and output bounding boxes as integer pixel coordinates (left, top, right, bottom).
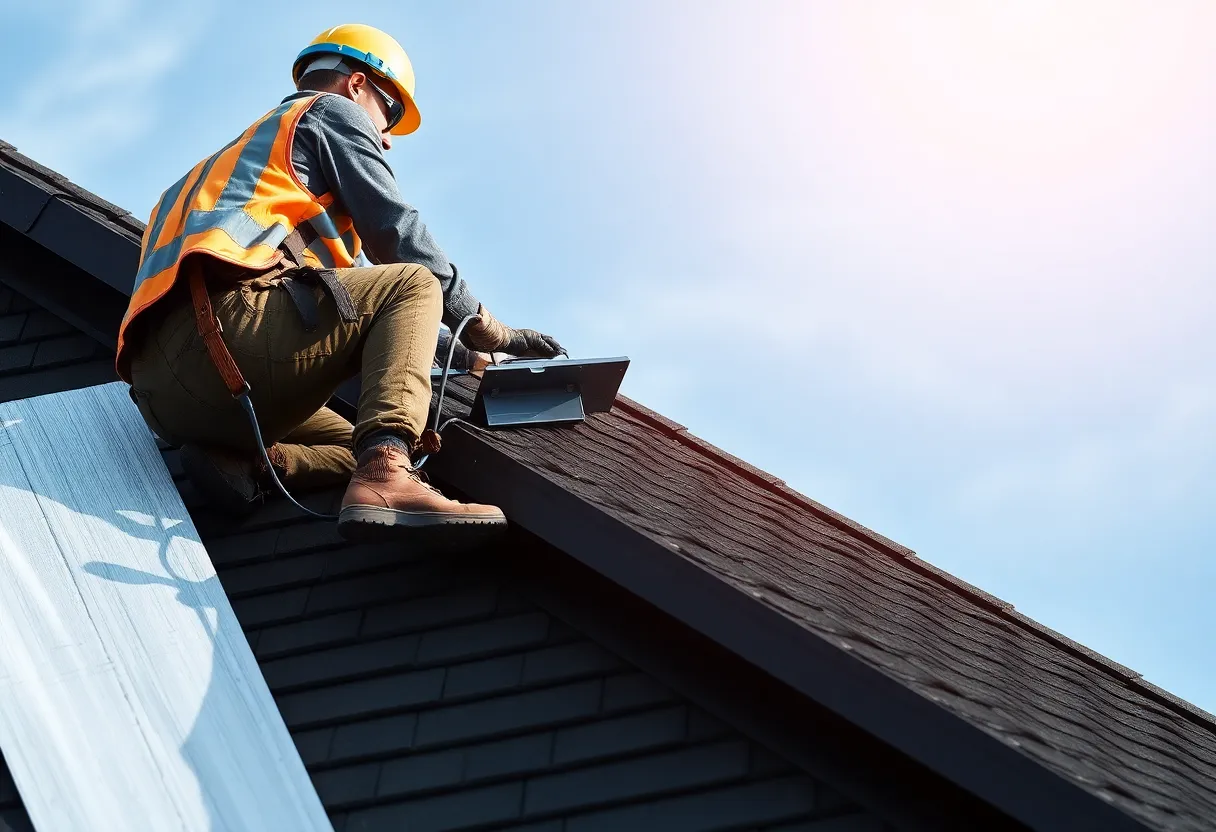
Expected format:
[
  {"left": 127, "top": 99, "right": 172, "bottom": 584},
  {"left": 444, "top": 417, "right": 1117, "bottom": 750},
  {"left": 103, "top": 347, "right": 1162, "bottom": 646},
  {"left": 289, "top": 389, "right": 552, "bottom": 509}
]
[{"left": 401, "top": 460, "right": 445, "bottom": 497}]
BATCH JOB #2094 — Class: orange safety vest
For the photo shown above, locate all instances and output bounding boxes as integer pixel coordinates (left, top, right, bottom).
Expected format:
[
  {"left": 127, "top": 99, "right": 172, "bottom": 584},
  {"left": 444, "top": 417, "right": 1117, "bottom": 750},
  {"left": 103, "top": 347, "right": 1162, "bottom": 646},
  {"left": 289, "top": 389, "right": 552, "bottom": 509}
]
[{"left": 116, "top": 93, "right": 369, "bottom": 380}]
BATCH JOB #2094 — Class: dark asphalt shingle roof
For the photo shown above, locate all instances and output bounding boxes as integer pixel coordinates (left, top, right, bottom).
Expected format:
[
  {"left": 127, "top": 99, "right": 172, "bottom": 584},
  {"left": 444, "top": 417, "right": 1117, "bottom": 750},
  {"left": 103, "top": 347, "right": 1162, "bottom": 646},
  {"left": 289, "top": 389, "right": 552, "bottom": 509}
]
[{"left": 3, "top": 137, "right": 1216, "bottom": 831}]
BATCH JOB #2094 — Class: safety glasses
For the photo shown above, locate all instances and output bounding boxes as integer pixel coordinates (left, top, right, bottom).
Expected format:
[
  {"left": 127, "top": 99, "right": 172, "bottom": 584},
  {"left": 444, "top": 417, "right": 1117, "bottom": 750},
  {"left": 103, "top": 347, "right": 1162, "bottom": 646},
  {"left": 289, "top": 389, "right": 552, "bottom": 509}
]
[{"left": 367, "top": 79, "right": 405, "bottom": 132}]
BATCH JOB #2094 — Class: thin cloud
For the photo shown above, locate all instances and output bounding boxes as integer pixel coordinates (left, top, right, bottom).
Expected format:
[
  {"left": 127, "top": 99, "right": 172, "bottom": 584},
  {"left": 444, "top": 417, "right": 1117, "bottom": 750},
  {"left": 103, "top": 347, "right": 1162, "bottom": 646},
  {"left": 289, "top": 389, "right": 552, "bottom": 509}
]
[
  {"left": 0, "top": 1, "right": 202, "bottom": 181},
  {"left": 955, "top": 381, "right": 1216, "bottom": 517}
]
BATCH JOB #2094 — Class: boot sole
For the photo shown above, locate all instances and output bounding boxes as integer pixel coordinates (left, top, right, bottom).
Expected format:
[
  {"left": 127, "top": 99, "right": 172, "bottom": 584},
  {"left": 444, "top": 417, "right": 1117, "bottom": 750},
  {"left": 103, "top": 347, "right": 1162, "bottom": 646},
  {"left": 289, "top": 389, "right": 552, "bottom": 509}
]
[{"left": 337, "top": 505, "right": 508, "bottom": 547}]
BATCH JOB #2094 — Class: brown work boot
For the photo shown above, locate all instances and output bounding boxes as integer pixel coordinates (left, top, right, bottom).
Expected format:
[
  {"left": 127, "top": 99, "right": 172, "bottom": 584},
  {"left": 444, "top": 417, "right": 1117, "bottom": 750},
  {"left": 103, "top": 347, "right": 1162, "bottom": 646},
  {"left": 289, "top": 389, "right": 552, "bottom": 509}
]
[
  {"left": 337, "top": 443, "right": 507, "bottom": 545},
  {"left": 179, "top": 443, "right": 287, "bottom": 519}
]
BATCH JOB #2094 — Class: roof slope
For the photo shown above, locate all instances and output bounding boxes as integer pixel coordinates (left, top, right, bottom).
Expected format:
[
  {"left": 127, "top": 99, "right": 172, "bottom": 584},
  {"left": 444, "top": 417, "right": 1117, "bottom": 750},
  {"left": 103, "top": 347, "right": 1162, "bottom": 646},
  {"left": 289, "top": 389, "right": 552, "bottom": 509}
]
[
  {"left": 426, "top": 351, "right": 1216, "bottom": 830},
  {"left": 4, "top": 139, "right": 1216, "bottom": 831}
]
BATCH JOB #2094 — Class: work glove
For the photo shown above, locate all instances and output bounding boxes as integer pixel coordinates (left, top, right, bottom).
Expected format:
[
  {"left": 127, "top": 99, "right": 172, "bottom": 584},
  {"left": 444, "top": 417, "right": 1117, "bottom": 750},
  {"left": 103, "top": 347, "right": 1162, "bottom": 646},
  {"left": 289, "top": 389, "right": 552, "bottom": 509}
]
[{"left": 463, "top": 304, "right": 564, "bottom": 358}]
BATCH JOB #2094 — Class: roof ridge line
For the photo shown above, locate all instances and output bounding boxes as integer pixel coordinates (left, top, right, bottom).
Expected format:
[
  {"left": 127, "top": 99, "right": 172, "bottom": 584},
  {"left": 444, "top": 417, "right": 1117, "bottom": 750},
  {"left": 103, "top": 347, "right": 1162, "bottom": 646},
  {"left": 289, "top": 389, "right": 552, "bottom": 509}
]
[
  {"left": 612, "top": 395, "right": 1216, "bottom": 737},
  {"left": 0, "top": 142, "right": 145, "bottom": 239},
  {"left": 614, "top": 396, "right": 915, "bottom": 559}
]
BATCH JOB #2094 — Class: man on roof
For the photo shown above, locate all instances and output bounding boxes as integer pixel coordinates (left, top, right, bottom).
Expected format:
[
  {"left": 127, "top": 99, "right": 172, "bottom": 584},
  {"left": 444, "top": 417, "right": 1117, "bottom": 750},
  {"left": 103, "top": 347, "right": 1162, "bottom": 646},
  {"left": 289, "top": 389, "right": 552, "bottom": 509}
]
[{"left": 117, "top": 23, "right": 562, "bottom": 543}]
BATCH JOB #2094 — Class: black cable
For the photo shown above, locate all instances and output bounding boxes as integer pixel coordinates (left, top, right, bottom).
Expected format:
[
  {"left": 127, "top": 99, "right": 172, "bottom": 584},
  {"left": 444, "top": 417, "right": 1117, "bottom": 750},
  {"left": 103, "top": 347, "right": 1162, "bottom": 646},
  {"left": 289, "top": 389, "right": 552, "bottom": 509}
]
[
  {"left": 237, "top": 392, "right": 339, "bottom": 521},
  {"left": 412, "top": 313, "right": 480, "bottom": 470}
]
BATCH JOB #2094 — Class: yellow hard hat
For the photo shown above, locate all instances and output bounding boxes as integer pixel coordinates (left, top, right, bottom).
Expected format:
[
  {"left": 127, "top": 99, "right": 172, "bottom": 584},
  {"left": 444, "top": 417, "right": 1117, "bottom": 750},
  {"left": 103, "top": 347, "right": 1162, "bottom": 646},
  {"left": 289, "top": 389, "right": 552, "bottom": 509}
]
[{"left": 293, "top": 24, "right": 421, "bottom": 136}]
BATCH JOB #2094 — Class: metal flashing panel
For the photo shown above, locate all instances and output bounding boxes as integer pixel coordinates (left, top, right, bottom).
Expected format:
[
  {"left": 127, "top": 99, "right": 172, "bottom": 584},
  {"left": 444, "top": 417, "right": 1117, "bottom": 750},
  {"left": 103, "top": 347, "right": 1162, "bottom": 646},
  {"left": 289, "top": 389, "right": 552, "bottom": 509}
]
[
  {"left": 471, "top": 357, "right": 630, "bottom": 428},
  {"left": 0, "top": 382, "right": 331, "bottom": 832}
]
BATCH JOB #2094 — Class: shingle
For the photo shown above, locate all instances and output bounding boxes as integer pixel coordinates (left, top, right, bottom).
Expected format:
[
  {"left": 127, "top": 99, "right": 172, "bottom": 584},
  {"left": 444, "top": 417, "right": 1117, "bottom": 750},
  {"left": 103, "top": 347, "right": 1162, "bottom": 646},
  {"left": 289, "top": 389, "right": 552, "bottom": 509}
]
[
  {"left": 544, "top": 618, "right": 582, "bottom": 643},
  {"left": 256, "top": 611, "right": 364, "bottom": 658},
  {"left": 414, "top": 612, "right": 551, "bottom": 665},
  {"left": 494, "top": 588, "right": 534, "bottom": 615},
  {"left": 0, "top": 764, "right": 16, "bottom": 807},
  {"left": 687, "top": 707, "right": 732, "bottom": 741},
  {"left": 375, "top": 748, "right": 465, "bottom": 798},
  {"left": 602, "top": 673, "right": 678, "bottom": 711},
  {"left": 0, "top": 808, "right": 34, "bottom": 832},
  {"left": 563, "top": 775, "right": 819, "bottom": 832},
  {"left": 230, "top": 587, "right": 310, "bottom": 628},
  {"left": 263, "top": 633, "right": 423, "bottom": 691},
  {"left": 207, "top": 529, "right": 281, "bottom": 568},
  {"left": 0, "top": 359, "right": 116, "bottom": 404},
  {"left": 443, "top": 654, "right": 524, "bottom": 699},
  {"left": 278, "top": 668, "right": 446, "bottom": 728},
  {"left": 330, "top": 713, "right": 418, "bottom": 762},
  {"left": 345, "top": 782, "right": 523, "bottom": 832},
  {"left": 0, "top": 314, "right": 25, "bottom": 346},
  {"left": 273, "top": 520, "right": 347, "bottom": 557},
  {"left": 552, "top": 706, "right": 687, "bottom": 765},
  {"left": 2, "top": 290, "right": 36, "bottom": 315},
  {"left": 463, "top": 733, "right": 554, "bottom": 781},
  {"left": 292, "top": 727, "right": 335, "bottom": 766},
  {"left": 312, "top": 763, "right": 381, "bottom": 806},
  {"left": 751, "top": 747, "right": 798, "bottom": 777},
  {"left": 764, "top": 814, "right": 888, "bottom": 832},
  {"left": 16, "top": 309, "right": 74, "bottom": 341},
  {"left": 0, "top": 344, "right": 35, "bottom": 374},
  {"left": 523, "top": 740, "right": 750, "bottom": 816},
  {"left": 218, "top": 488, "right": 341, "bottom": 532},
  {"left": 360, "top": 585, "right": 499, "bottom": 638},
  {"left": 521, "top": 641, "right": 624, "bottom": 685},
  {"left": 414, "top": 681, "right": 603, "bottom": 747},
  {"left": 31, "top": 334, "right": 96, "bottom": 368},
  {"left": 220, "top": 552, "right": 328, "bottom": 597},
  {"left": 161, "top": 448, "right": 185, "bottom": 478},
  {"left": 303, "top": 562, "right": 456, "bottom": 615}
]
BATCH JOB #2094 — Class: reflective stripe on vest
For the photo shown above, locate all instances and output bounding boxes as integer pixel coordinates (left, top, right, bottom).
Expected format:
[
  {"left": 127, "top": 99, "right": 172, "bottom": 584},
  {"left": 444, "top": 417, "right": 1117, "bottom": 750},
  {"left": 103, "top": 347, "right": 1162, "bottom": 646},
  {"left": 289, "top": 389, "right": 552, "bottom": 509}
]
[{"left": 116, "top": 93, "right": 365, "bottom": 380}]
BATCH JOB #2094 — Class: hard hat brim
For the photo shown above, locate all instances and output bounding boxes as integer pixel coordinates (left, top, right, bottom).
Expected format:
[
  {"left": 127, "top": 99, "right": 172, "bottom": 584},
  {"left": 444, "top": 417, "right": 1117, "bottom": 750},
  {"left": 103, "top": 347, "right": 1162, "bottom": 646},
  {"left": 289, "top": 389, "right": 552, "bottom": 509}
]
[{"left": 294, "top": 42, "right": 421, "bottom": 135}]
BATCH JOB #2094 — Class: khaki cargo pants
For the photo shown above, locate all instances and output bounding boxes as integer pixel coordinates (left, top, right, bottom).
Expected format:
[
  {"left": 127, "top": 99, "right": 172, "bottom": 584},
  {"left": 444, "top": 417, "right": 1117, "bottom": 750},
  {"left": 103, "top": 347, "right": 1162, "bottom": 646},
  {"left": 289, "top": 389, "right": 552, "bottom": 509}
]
[{"left": 128, "top": 262, "right": 443, "bottom": 490}]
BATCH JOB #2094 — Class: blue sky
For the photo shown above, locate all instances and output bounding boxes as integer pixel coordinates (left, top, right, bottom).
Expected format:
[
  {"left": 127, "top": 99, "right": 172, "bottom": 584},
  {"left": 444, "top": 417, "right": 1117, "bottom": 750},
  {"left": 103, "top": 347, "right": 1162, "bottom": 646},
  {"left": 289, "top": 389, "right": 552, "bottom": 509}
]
[{"left": 3, "top": 1, "right": 1214, "bottom": 713}]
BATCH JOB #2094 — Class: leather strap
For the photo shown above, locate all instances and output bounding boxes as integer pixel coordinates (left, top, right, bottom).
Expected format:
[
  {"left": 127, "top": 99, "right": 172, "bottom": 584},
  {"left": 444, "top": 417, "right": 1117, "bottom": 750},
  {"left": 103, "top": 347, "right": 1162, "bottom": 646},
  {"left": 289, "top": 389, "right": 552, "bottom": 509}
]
[
  {"left": 187, "top": 259, "right": 249, "bottom": 398},
  {"left": 189, "top": 226, "right": 360, "bottom": 396}
]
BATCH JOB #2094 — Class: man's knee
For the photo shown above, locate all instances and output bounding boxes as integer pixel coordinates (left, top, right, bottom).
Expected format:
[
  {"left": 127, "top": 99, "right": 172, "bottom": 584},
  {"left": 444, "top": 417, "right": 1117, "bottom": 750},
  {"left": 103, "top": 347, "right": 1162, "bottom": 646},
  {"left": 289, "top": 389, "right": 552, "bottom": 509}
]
[{"left": 389, "top": 263, "right": 441, "bottom": 301}]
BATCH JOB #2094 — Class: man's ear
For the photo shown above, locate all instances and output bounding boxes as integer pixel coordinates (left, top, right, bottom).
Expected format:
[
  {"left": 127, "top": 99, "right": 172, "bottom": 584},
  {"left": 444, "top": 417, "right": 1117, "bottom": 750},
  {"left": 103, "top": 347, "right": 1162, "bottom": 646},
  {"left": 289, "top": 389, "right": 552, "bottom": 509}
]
[{"left": 347, "top": 71, "right": 368, "bottom": 99}]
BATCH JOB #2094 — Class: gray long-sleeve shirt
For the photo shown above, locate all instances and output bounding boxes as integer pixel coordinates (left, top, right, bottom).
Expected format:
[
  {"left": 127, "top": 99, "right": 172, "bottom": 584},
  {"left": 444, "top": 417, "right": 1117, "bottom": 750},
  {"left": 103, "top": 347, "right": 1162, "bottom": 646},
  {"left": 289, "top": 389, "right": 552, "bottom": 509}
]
[{"left": 285, "top": 91, "right": 482, "bottom": 334}]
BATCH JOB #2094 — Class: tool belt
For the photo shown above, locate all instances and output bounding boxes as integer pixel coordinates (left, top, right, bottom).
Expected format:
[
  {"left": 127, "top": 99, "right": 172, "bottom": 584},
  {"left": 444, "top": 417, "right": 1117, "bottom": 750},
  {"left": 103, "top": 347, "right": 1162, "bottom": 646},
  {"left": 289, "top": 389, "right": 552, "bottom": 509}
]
[{"left": 187, "top": 226, "right": 359, "bottom": 398}]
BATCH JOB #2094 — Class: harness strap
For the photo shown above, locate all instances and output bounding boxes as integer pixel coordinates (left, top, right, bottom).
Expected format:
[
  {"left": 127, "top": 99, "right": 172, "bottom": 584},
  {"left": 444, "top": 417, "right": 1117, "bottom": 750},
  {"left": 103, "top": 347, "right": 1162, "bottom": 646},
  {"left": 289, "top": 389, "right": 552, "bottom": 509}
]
[
  {"left": 187, "top": 259, "right": 249, "bottom": 398},
  {"left": 319, "top": 269, "right": 359, "bottom": 322},
  {"left": 279, "top": 226, "right": 360, "bottom": 325},
  {"left": 281, "top": 275, "right": 321, "bottom": 331},
  {"left": 279, "top": 227, "right": 311, "bottom": 269}
]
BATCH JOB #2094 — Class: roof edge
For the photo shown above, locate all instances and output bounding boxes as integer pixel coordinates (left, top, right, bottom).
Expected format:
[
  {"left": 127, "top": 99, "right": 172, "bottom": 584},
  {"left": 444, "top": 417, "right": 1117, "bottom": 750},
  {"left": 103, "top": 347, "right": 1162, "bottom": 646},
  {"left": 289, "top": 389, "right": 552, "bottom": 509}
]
[
  {"left": 614, "top": 396, "right": 1216, "bottom": 736},
  {"left": 429, "top": 425, "right": 1152, "bottom": 832}
]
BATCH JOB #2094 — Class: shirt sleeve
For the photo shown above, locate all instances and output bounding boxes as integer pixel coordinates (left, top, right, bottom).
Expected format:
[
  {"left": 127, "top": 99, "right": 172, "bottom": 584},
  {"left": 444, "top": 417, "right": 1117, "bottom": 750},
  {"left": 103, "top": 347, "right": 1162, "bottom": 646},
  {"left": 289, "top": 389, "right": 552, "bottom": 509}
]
[
  {"left": 290, "top": 93, "right": 481, "bottom": 329},
  {"left": 434, "top": 327, "right": 479, "bottom": 370}
]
